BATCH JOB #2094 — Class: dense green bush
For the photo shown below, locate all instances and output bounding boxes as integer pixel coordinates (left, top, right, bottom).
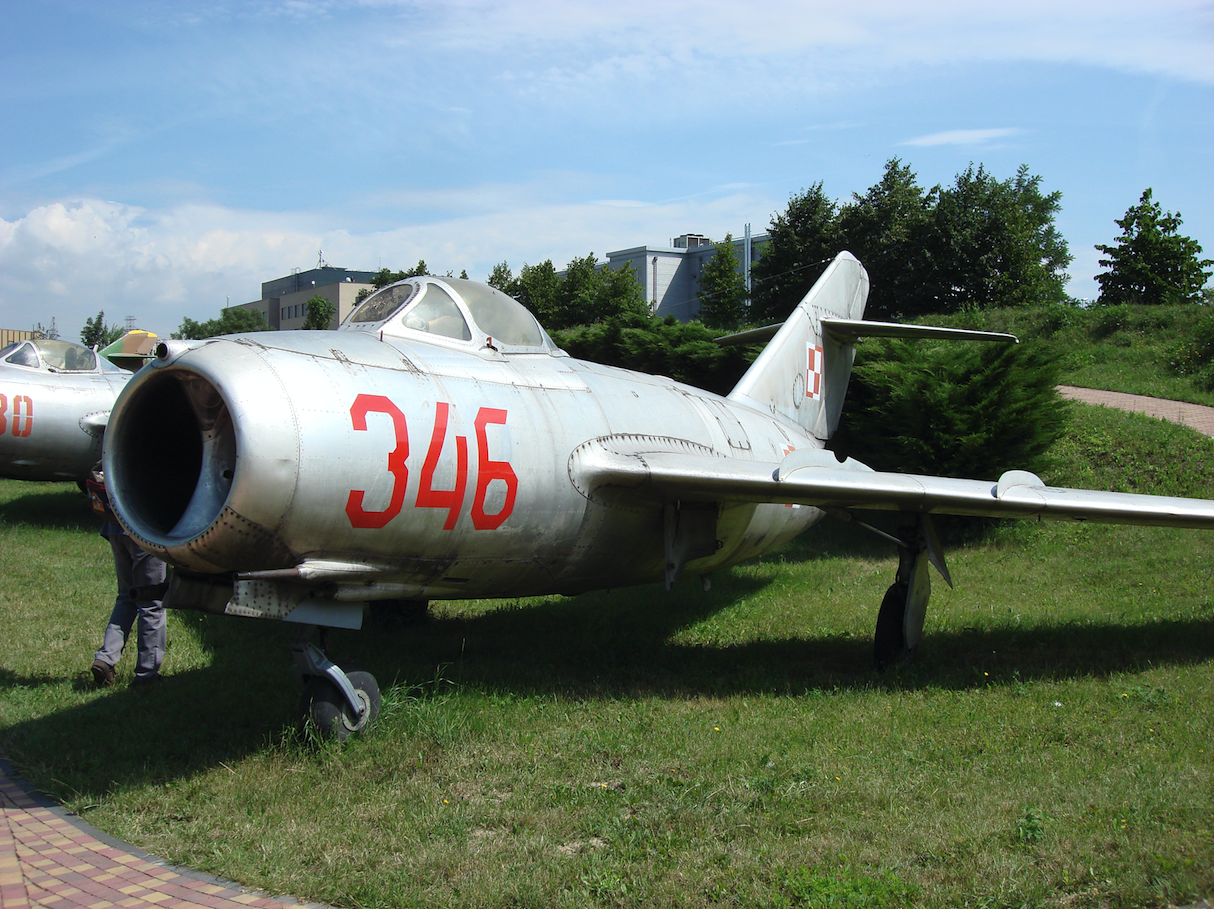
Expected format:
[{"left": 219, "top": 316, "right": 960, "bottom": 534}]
[
  {"left": 831, "top": 338, "right": 1068, "bottom": 480},
  {"left": 550, "top": 314, "right": 755, "bottom": 397},
  {"left": 554, "top": 315, "right": 1068, "bottom": 480}
]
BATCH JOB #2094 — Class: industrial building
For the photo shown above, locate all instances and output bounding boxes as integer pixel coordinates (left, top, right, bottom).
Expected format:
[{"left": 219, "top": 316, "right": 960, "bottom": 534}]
[
  {"left": 601, "top": 228, "right": 767, "bottom": 321},
  {"left": 231, "top": 227, "right": 766, "bottom": 331},
  {"left": 232, "top": 265, "right": 377, "bottom": 330}
]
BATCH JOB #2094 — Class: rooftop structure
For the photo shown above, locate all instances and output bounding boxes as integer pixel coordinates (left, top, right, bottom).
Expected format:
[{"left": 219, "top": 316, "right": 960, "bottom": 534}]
[
  {"left": 235, "top": 228, "right": 768, "bottom": 333},
  {"left": 232, "top": 265, "right": 377, "bottom": 330},
  {"left": 603, "top": 229, "right": 767, "bottom": 321}
]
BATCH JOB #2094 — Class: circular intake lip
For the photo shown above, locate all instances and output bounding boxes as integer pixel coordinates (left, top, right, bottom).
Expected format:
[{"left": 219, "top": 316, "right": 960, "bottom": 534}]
[{"left": 104, "top": 338, "right": 301, "bottom": 572}]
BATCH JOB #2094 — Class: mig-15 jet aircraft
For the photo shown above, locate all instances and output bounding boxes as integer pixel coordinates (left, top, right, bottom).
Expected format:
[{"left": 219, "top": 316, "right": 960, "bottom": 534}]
[
  {"left": 0, "top": 337, "right": 133, "bottom": 482},
  {"left": 101, "top": 252, "right": 1214, "bottom": 739}
]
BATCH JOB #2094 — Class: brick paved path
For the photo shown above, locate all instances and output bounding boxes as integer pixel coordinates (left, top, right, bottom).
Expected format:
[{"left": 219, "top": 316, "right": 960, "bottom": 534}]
[
  {"left": 1058, "top": 385, "right": 1214, "bottom": 437},
  {"left": 1, "top": 758, "right": 324, "bottom": 909}
]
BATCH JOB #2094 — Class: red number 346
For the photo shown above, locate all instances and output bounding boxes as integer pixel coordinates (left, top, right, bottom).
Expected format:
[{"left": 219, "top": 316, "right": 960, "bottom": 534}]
[{"left": 344, "top": 395, "right": 517, "bottom": 531}]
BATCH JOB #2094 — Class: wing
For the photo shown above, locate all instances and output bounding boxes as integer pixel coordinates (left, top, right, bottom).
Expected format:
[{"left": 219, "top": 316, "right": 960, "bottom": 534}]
[{"left": 569, "top": 436, "right": 1214, "bottom": 529}]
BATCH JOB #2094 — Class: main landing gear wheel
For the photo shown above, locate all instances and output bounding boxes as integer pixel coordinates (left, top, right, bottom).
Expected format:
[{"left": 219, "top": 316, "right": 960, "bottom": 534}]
[
  {"left": 872, "top": 515, "right": 942, "bottom": 671},
  {"left": 874, "top": 581, "right": 909, "bottom": 671},
  {"left": 300, "top": 669, "right": 381, "bottom": 741}
]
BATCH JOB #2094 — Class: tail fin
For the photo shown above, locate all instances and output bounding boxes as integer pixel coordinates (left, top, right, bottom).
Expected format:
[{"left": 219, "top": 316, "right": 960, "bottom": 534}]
[{"left": 728, "top": 251, "right": 869, "bottom": 440}]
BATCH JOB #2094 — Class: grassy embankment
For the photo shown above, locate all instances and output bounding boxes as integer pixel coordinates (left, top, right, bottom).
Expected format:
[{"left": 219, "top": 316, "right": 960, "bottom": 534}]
[
  {"left": 1, "top": 305, "right": 1212, "bottom": 909},
  {"left": 929, "top": 302, "right": 1214, "bottom": 407}
]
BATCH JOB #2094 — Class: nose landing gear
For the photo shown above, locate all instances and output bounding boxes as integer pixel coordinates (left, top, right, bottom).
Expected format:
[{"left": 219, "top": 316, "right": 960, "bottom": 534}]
[{"left": 290, "top": 626, "right": 381, "bottom": 740}]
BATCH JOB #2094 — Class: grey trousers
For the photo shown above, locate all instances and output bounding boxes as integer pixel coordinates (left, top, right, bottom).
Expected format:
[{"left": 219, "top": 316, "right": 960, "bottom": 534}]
[{"left": 93, "top": 534, "right": 167, "bottom": 680}]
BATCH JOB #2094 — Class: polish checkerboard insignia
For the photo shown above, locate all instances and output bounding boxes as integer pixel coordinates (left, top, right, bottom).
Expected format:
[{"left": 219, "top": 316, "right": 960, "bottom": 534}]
[{"left": 806, "top": 343, "right": 823, "bottom": 399}]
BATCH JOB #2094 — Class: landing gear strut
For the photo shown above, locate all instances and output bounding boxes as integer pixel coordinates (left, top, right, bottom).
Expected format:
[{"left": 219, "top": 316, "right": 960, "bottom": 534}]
[
  {"left": 872, "top": 515, "right": 952, "bottom": 671},
  {"left": 290, "top": 625, "right": 381, "bottom": 740}
]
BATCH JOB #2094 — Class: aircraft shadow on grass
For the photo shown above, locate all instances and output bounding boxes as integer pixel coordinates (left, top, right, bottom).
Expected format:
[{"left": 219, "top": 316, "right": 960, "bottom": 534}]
[
  {"left": 1, "top": 563, "right": 1211, "bottom": 804},
  {"left": 0, "top": 486, "right": 98, "bottom": 533},
  {"left": 2, "top": 489, "right": 1210, "bottom": 800}
]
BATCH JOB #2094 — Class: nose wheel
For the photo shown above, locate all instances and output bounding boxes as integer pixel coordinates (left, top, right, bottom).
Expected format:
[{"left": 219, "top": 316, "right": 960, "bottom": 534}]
[
  {"left": 299, "top": 669, "right": 381, "bottom": 741},
  {"left": 290, "top": 626, "right": 381, "bottom": 740}
]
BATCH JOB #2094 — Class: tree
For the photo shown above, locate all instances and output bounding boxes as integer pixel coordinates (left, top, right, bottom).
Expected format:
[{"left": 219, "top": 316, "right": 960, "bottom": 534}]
[
  {"left": 835, "top": 159, "right": 933, "bottom": 320},
  {"left": 172, "top": 308, "right": 270, "bottom": 339},
  {"left": 1095, "top": 188, "right": 1212, "bottom": 305},
  {"left": 552, "top": 253, "right": 602, "bottom": 328},
  {"left": 552, "top": 254, "right": 644, "bottom": 328},
  {"left": 81, "top": 311, "right": 123, "bottom": 348},
  {"left": 370, "top": 260, "right": 430, "bottom": 290},
  {"left": 507, "top": 260, "right": 562, "bottom": 325},
  {"left": 551, "top": 314, "right": 755, "bottom": 396},
  {"left": 302, "top": 295, "right": 336, "bottom": 330},
  {"left": 749, "top": 182, "right": 840, "bottom": 324},
  {"left": 498, "top": 256, "right": 649, "bottom": 331},
  {"left": 487, "top": 262, "right": 514, "bottom": 291},
  {"left": 696, "top": 234, "right": 748, "bottom": 329},
  {"left": 917, "top": 164, "right": 1071, "bottom": 316}
]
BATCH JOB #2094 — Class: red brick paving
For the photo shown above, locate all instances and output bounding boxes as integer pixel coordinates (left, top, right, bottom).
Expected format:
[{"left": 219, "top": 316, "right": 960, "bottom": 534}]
[
  {"left": 1058, "top": 385, "right": 1214, "bottom": 437},
  {"left": 1, "top": 760, "right": 325, "bottom": 909}
]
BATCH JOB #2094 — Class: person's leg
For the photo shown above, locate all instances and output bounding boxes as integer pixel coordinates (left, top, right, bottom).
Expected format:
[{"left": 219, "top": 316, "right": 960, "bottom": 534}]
[
  {"left": 93, "top": 535, "right": 138, "bottom": 677},
  {"left": 128, "top": 540, "right": 167, "bottom": 680}
]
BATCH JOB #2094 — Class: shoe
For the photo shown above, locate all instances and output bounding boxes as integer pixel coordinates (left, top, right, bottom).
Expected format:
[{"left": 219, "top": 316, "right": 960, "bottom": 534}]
[
  {"left": 131, "top": 673, "right": 163, "bottom": 687},
  {"left": 91, "top": 660, "right": 115, "bottom": 688}
]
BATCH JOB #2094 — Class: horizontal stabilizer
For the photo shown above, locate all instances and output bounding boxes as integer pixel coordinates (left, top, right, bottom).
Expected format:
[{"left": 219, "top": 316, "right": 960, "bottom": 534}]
[
  {"left": 821, "top": 319, "right": 1018, "bottom": 345},
  {"left": 717, "top": 320, "right": 1018, "bottom": 347}
]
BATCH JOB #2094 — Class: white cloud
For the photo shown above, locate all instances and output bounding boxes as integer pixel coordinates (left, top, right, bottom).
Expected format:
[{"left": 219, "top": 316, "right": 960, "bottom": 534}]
[
  {"left": 102, "top": 0, "right": 1206, "bottom": 141},
  {"left": 2, "top": 0, "right": 1206, "bottom": 337},
  {"left": 901, "top": 128, "right": 1025, "bottom": 147},
  {"left": 376, "top": 0, "right": 1214, "bottom": 86},
  {"left": 0, "top": 188, "right": 777, "bottom": 337}
]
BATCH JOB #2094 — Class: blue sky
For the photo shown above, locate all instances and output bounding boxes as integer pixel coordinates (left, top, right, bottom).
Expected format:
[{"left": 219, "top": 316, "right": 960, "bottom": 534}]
[{"left": 1, "top": 0, "right": 1211, "bottom": 338}]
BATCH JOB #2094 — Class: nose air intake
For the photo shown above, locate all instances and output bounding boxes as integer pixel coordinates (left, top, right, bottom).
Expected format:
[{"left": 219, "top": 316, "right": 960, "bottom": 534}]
[{"left": 106, "top": 370, "right": 237, "bottom": 544}]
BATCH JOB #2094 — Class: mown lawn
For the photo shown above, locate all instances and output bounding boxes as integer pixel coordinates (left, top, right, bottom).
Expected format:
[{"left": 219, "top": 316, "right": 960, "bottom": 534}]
[{"left": 1, "top": 402, "right": 1212, "bottom": 909}]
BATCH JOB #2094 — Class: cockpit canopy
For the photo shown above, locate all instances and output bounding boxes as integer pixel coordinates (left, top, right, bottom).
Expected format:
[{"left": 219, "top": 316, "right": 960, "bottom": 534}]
[
  {"left": 0, "top": 339, "right": 125, "bottom": 373},
  {"left": 342, "top": 277, "right": 560, "bottom": 354}
]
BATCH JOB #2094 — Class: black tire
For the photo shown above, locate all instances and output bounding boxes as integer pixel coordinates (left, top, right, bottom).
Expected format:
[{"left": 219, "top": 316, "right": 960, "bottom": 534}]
[
  {"left": 873, "top": 582, "right": 907, "bottom": 671},
  {"left": 299, "top": 670, "right": 381, "bottom": 741}
]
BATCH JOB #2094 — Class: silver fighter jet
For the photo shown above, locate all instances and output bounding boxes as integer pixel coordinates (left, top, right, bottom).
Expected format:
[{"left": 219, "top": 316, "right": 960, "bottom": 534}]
[
  {"left": 102, "top": 252, "right": 1214, "bottom": 738},
  {"left": 1, "top": 338, "right": 132, "bottom": 482}
]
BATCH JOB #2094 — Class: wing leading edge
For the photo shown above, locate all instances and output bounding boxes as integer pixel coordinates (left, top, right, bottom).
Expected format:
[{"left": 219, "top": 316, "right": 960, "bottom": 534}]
[{"left": 569, "top": 437, "right": 1214, "bottom": 529}]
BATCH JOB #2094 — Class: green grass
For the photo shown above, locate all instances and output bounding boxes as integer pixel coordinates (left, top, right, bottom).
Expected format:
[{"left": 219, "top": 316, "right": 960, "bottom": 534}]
[
  {"left": 2, "top": 403, "right": 1213, "bottom": 909},
  {"left": 920, "top": 303, "right": 1214, "bottom": 406}
]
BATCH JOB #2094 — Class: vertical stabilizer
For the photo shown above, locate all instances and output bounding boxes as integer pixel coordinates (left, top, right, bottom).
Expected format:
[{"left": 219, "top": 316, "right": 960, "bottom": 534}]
[{"left": 728, "top": 251, "right": 869, "bottom": 440}]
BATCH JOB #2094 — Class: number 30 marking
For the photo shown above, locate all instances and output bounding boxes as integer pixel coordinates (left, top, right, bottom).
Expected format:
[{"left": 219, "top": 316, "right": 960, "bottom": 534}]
[{"left": 0, "top": 394, "right": 34, "bottom": 437}]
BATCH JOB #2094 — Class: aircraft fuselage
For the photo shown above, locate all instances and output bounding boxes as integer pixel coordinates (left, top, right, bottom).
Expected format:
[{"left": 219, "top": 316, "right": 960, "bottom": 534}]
[
  {"left": 108, "top": 329, "right": 821, "bottom": 601},
  {"left": 0, "top": 339, "right": 131, "bottom": 482}
]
